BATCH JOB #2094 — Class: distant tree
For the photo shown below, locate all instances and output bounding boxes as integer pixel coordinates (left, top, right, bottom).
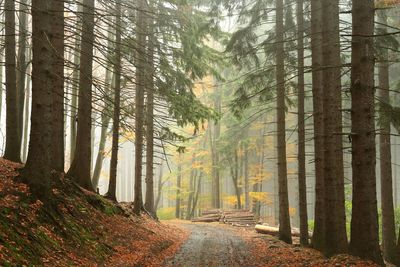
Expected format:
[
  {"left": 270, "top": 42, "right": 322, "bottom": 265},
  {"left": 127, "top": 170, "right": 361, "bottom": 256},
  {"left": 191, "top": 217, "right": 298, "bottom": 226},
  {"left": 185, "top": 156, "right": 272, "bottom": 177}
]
[
  {"left": 69, "top": 0, "right": 83, "bottom": 164},
  {"left": 92, "top": 21, "right": 115, "bottom": 190},
  {"left": 176, "top": 157, "right": 182, "bottom": 218},
  {"left": 210, "top": 90, "right": 221, "bottom": 209}
]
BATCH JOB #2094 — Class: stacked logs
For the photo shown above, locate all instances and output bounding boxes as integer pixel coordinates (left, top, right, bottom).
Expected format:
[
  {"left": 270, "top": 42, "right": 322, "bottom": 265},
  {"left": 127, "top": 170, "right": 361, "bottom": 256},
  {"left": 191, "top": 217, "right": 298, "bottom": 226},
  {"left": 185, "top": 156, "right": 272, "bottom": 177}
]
[
  {"left": 191, "top": 210, "right": 222, "bottom": 222},
  {"left": 191, "top": 209, "right": 256, "bottom": 226},
  {"left": 222, "top": 211, "right": 256, "bottom": 226}
]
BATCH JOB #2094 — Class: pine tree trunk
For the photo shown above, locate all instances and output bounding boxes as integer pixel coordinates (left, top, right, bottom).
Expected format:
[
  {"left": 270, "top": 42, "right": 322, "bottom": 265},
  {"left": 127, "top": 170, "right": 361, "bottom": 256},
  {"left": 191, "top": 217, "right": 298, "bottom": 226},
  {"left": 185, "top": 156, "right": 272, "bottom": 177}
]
[
  {"left": 23, "top": 0, "right": 55, "bottom": 199},
  {"left": 276, "top": 0, "right": 292, "bottom": 244},
  {"left": 310, "top": 0, "right": 326, "bottom": 252},
  {"left": 296, "top": 0, "right": 308, "bottom": 246},
  {"left": 50, "top": 0, "right": 65, "bottom": 171},
  {"left": 107, "top": 0, "right": 122, "bottom": 202},
  {"left": 349, "top": 1, "right": 383, "bottom": 264},
  {"left": 229, "top": 147, "right": 242, "bottom": 209},
  {"left": 154, "top": 160, "right": 164, "bottom": 212},
  {"left": 133, "top": 0, "right": 147, "bottom": 215},
  {"left": 67, "top": 0, "right": 96, "bottom": 190},
  {"left": 16, "top": 0, "right": 28, "bottom": 156},
  {"left": 212, "top": 92, "right": 221, "bottom": 209},
  {"left": 145, "top": 4, "right": 155, "bottom": 214},
  {"left": 176, "top": 158, "right": 182, "bottom": 219},
  {"left": 320, "top": 0, "right": 347, "bottom": 255},
  {"left": 244, "top": 143, "right": 250, "bottom": 210},
  {"left": 4, "top": 0, "right": 21, "bottom": 162},
  {"left": 186, "top": 154, "right": 196, "bottom": 220},
  {"left": 377, "top": 9, "right": 398, "bottom": 266}
]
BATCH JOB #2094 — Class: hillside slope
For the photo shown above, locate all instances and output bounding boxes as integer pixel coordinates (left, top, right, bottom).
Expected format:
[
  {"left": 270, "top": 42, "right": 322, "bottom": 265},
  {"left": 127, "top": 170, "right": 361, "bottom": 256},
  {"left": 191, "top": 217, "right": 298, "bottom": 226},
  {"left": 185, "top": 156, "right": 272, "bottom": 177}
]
[{"left": 0, "top": 159, "right": 187, "bottom": 266}]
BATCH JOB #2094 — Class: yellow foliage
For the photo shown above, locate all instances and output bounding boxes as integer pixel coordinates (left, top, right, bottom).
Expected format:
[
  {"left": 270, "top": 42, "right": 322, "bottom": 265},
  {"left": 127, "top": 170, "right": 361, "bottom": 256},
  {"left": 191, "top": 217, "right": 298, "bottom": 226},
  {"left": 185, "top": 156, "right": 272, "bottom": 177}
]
[
  {"left": 249, "top": 192, "right": 272, "bottom": 205},
  {"left": 289, "top": 207, "right": 297, "bottom": 217}
]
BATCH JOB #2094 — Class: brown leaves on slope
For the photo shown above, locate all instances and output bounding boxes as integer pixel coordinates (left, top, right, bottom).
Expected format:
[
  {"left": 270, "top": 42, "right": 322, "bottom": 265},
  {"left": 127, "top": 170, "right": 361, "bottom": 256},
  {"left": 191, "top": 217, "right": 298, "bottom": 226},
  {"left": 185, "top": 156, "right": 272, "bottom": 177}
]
[{"left": 0, "top": 158, "right": 188, "bottom": 266}]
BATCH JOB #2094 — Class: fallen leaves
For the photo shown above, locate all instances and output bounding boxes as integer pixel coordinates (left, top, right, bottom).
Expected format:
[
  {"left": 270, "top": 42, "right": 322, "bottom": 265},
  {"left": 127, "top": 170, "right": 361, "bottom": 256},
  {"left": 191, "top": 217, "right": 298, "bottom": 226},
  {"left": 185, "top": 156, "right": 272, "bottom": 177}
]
[{"left": 0, "top": 158, "right": 189, "bottom": 266}]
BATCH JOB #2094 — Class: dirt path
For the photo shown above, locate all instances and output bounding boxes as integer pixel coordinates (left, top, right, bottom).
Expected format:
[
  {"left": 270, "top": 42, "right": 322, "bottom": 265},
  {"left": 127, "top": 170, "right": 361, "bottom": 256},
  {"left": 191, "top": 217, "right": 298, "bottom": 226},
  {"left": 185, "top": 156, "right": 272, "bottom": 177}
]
[{"left": 165, "top": 223, "right": 256, "bottom": 267}]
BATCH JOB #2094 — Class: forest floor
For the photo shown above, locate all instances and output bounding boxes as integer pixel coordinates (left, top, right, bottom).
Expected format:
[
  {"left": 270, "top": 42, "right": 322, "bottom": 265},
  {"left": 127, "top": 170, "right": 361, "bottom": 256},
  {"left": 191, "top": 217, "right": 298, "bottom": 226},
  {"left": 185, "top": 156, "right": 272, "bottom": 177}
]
[
  {"left": 167, "top": 221, "right": 380, "bottom": 267},
  {"left": 0, "top": 158, "right": 188, "bottom": 266},
  {"left": 0, "top": 158, "right": 384, "bottom": 266}
]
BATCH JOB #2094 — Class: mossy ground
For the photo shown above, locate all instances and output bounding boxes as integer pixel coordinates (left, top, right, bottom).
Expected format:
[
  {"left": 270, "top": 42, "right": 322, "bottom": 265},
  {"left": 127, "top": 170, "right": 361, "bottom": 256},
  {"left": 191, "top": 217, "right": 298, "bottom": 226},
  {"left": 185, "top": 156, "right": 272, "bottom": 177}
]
[{"left": 0, "top": 158, "right": 188, "bottom": 266}]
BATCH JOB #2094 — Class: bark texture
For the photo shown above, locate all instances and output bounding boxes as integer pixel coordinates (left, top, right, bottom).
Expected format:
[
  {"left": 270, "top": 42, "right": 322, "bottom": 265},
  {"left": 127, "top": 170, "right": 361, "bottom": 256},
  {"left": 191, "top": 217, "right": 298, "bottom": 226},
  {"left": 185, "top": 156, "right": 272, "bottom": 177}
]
[
  {"left": 320, "top": 0, "right": 347, "bottom": 255},
  {"left": 145, "top": 3, "right": 155, "bottom": 215},
  {"left": 133, "top": 0, "right": 147, "bottom": 215},
  {"left": 276, "top": 0, "right": 292, "bottom": 244},
  {"left": 23, "top": 0, "right": 55, "bottom": 199},
  {"left": 349, "top": 1, "right": 383, "bottom": 264},
  {"left": 51, "top": 0, "right": 65, "bottom": 171},
  {"left": 310, "top": 0, "right": 325, "bottom": 251},
  {"left": 296, "top": 0, "right": 308, "bottom": 246},
  {"left": 4, "top": 0, "right": 21, "bottom": 162},
  {"left": 107, "top": 0, "right": 122, "bottom": 202}
]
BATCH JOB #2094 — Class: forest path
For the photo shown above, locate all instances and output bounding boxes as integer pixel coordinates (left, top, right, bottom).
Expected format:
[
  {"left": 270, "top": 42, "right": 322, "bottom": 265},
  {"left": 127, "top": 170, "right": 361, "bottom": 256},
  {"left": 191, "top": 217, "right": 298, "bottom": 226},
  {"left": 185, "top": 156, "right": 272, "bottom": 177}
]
[{"left": 165, "top": 222, "right": 256, "bottom": 267}]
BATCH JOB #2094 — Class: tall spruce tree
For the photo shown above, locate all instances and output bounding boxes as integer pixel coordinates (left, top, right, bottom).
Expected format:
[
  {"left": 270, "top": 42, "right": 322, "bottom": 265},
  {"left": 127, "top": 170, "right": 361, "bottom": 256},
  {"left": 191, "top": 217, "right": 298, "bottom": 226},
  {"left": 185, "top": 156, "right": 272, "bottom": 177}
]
[{"left": 349, "top": 0, "right": 383, "bottom": 264}]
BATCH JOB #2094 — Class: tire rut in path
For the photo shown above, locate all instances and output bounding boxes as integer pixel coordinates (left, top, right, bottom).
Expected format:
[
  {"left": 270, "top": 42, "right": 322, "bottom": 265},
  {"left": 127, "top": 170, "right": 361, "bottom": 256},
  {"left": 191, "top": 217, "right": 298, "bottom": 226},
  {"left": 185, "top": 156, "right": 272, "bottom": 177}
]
[{"left": 165, "top": 223, "right": 256, "bottom": 267}]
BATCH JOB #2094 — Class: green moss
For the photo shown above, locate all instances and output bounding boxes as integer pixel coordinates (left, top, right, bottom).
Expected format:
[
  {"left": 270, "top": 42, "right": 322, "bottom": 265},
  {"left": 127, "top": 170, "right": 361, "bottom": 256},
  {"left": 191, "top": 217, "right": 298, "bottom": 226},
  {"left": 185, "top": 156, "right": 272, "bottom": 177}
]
[{"left": 86, "top": 194, "right": 122, "bottom": 216}]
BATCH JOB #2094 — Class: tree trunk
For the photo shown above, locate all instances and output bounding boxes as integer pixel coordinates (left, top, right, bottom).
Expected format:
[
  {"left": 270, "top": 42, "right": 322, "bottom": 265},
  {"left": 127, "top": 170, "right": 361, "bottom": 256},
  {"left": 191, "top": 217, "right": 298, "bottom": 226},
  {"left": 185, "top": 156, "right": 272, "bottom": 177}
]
[
  {"left": 145, "top": 4, "right": 155, "bottom": 215},
  {"left": 349, "top": 1, "right": 383, "bottom": 264},
  {"left": 296, "top": 0, "right": 308, "bottom": 246},
  {"left": 70, "top": 0, "right": 83, "bottom": 164},
  {"left": 154, "top": 160, "right": 164, "bottom": 212},
  {"left": 107, "top": 0, "right": 122, "bottom": 202},
  {"left": 16, "top": 0, "right": 28, "bottom": 157},
  {"left": 211, "top": 91, "right": 221, "bottom": 209},
  {"left": 320, "top": 0, "right": 347, "bottom": 255},
  {"left": 4, "top": 0, "right": 21, "bottom": 162},
  {"left": 133, "top": 0, "right": 147, "bottom": 215},
  {"left": 310, "top": 0, "right": 326, "bottom": 252},
  {"left": 229, "top": 147, "right": 241, "bottom": 209},
  {"left": 276, "top": 0, "right": 292, "bottom": 244},
  {"left": 377, "top": 9, "right": 398, "bottom": 265},
  {"left": 244, "top": 143, "right": 250, "bottom": 210},
  {"left": 190, "top": 172, "right": 204, "bottom": 218},
  {"left": 22, "top": 52, "right": 31, "bottom": 163},
  {"left": 67, "top": 0, "right": 96, "bottom": 191},
  {"left": 176, "top": 157, "right": 182, "bottom": 219},
  {"left": 92, "top": 22, "right": 115, "bottom": 191},
  {"left": 50, "top": 0, "right": 65, "bottom": 171},
  {"left": 23, "top": 0, "right": 56, "bottom": 199},
  {"left": 186, "top": 154, "right": 196, "bottom": 220}
]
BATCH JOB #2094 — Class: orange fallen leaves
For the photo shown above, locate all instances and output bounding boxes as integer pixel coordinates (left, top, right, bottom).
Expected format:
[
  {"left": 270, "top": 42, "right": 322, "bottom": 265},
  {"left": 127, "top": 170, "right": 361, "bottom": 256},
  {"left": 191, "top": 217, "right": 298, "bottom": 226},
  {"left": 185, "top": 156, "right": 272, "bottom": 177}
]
[{"left": 0, "top": 157, "right": 189, "bottom": 266}]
